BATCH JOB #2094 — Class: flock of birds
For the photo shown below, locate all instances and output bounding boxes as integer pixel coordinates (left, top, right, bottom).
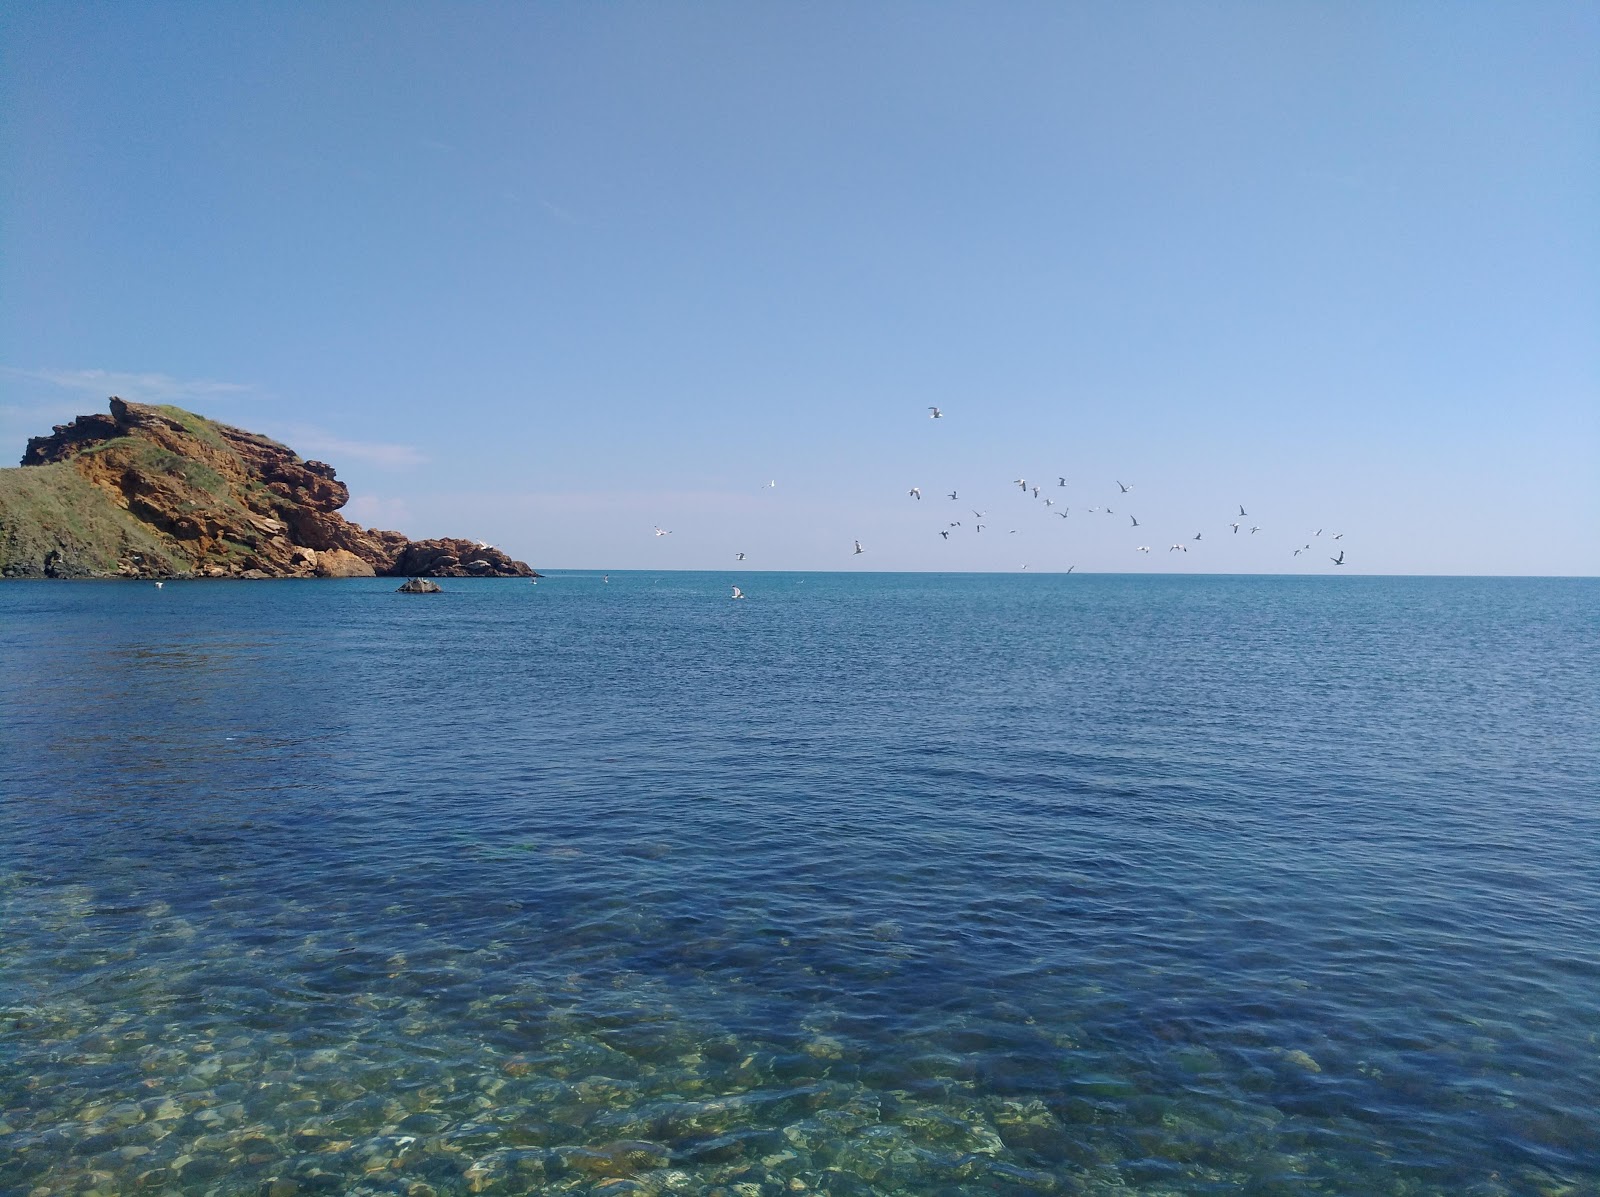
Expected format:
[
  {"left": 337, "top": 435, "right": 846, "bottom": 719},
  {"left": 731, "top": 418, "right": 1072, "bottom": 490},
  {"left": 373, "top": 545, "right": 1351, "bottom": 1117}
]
[{"left": 646, "top": 406, "right": 1349, "bottom": 593}]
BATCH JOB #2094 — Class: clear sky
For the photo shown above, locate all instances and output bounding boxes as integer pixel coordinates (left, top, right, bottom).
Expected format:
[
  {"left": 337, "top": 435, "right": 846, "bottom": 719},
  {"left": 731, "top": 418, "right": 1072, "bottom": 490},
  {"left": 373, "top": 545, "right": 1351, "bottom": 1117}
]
[{"left": 2, "top": 1, "right": 1595, "bottom": 574}]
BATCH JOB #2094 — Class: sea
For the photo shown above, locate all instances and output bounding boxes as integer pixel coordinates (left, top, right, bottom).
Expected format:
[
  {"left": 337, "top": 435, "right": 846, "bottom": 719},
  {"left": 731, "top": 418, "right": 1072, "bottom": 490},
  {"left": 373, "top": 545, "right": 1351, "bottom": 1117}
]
[{"left": 0, "top": 572, "right": 1596, "bottom": 1197}]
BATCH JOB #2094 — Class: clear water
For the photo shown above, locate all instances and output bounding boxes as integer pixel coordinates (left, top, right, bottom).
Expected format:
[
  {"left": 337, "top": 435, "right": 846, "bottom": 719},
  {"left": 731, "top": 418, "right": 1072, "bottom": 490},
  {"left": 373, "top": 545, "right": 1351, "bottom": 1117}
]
[{"left": 1, "top": 573, "right": 1596, "bottom": 1197}]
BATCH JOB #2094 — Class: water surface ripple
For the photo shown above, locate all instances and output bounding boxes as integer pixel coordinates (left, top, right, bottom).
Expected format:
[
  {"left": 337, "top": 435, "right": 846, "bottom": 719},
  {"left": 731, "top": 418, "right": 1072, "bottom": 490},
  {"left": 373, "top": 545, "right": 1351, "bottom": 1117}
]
[{"left": 1, "top": 574, "right": 1596, "bottom": 1196}]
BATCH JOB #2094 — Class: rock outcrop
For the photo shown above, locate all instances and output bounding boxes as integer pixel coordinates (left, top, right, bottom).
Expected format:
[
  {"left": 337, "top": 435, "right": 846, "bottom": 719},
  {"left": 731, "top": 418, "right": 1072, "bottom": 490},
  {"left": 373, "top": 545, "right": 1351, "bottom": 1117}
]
[{"left": 0, "top": 398, "right": 539, "bottom": 580}]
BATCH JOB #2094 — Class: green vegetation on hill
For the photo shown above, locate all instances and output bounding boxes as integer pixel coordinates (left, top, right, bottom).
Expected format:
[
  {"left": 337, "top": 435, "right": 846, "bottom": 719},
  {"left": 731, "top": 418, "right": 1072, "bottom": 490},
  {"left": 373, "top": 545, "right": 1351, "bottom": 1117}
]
[{"left": 0, "top": 462, "right": 186, "bottom": 578}]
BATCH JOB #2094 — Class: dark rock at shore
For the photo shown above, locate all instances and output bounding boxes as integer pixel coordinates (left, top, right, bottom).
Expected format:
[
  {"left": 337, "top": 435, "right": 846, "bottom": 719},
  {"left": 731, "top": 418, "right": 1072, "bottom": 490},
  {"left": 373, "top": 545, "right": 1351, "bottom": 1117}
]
[
  {"left": 0, "top": 398, "right": 541, "bottom": 580},
  {"left": 396, "top": 578, "right": 443, "bottom": 593}
]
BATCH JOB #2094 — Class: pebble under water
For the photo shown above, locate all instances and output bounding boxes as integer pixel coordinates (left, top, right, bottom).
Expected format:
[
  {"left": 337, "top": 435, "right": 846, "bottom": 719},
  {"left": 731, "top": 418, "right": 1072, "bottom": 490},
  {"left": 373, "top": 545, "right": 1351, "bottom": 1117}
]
[{"left": 1, "top": 572, "right": 1596, "bottom": 1197}]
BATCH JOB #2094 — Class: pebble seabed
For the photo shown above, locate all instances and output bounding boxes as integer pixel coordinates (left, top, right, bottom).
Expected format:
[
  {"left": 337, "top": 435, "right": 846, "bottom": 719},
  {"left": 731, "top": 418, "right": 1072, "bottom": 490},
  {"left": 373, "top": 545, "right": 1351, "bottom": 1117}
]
[{"left": 2, "top": 865, "right": 1594, "bottom": 1197}]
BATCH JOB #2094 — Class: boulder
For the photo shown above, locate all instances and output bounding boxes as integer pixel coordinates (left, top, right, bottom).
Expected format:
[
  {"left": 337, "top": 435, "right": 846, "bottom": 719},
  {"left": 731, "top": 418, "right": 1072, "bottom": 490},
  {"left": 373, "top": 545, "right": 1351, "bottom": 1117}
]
[{"left": 396, "top": 577, "right": 442, "bottom": 593}]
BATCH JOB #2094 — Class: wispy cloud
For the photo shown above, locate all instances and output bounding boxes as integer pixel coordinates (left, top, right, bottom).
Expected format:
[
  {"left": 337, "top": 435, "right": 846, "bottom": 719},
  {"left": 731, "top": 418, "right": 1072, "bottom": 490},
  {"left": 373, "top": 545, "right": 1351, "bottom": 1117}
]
[
  {"left": 270, "top": 424, "right": 427, "bottom": 469},
  {"left": 1, "top": 366, "right": 255, "bottom": 403}
]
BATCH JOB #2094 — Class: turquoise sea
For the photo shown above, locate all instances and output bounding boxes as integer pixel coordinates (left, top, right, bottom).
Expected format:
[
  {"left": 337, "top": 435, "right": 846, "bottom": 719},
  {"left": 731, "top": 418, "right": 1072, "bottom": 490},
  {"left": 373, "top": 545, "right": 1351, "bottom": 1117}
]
[{"left": 1, "top": 573, "right": 1596, "bottom": 1197}]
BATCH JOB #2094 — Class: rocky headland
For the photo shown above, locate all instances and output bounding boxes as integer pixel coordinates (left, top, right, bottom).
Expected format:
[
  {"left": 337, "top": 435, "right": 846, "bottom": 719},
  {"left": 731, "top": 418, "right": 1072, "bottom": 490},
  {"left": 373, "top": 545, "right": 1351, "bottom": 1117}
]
[{"left": 0, "top": 398, "right": 538, "bottom": 580}]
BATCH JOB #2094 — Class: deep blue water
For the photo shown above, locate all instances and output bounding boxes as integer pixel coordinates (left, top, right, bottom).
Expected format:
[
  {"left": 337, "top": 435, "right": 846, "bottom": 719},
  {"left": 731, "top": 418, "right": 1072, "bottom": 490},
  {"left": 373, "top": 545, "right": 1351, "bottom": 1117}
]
[{"left": 1, "top": 573, "right": 1596, "bottom": 1197}]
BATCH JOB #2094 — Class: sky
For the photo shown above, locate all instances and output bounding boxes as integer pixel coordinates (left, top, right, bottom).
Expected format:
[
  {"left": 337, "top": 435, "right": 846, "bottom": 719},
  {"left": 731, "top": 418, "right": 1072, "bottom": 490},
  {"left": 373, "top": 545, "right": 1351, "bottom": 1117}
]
[{"left": 2, "top": 1, "right": 1595, "bottom": 575}]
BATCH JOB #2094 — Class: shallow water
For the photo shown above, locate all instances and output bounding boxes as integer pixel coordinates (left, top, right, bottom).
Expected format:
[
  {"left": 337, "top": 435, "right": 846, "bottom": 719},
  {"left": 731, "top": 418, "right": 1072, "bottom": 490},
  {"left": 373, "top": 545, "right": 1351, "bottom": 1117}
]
[{"left": 1, "top": 573, "right": 1596, "bottom": 1196}]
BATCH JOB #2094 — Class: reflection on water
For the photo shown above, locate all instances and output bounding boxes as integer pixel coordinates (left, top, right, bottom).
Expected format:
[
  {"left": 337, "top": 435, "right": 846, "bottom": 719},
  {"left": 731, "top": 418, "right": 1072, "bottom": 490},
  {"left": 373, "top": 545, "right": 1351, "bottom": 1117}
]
[{"left": 1, "top": 575, "right": 1597, "bottom": 1196}]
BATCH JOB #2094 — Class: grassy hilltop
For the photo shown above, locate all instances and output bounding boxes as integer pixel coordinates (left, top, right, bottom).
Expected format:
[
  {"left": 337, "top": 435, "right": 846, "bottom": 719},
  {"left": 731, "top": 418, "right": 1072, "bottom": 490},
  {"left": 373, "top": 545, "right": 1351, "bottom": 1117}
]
[{"left": 0, "top": 399, "right": 536, "bottom": 580}]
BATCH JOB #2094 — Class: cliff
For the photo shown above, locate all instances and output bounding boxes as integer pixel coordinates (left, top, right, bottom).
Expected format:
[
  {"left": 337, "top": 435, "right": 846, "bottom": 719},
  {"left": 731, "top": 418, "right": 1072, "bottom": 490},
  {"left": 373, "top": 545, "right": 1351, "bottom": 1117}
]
[{"left": 0, "top": 398, "right": 538, "bottom": 579}]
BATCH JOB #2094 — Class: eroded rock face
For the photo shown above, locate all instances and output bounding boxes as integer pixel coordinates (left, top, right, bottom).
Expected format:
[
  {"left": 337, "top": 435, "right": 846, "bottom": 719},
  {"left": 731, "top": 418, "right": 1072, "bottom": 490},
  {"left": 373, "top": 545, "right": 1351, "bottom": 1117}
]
[{"left": 3, "top": 398, "right": 539, "bottom": 580}]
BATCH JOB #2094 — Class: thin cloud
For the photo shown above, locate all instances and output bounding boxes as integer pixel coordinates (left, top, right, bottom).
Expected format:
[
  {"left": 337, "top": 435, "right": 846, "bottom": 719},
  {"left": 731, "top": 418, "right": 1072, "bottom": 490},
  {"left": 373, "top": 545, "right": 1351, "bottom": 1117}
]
[
  {"left": 271, "top": 424, "right": 427, "bottom": 469},
  {"left": 2, "top": 366, "right": 254, "bottom": 403}
]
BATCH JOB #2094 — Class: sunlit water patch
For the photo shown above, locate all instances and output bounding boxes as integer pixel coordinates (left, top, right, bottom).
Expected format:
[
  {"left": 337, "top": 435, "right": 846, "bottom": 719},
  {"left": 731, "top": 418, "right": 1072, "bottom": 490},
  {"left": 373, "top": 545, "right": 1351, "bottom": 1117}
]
[{"left": 1, "top": 574, "right": 1596, "bottom": 1196}]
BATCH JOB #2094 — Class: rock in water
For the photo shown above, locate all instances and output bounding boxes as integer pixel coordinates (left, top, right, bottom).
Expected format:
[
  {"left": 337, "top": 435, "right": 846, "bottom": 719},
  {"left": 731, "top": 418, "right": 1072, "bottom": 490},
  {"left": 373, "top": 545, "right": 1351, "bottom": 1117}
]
[
  {"left": 397, "top": 578, "right": 442, "bottom": 593},
  {"left": 0, "top": 398, "right": 542, "bottom": 580}
]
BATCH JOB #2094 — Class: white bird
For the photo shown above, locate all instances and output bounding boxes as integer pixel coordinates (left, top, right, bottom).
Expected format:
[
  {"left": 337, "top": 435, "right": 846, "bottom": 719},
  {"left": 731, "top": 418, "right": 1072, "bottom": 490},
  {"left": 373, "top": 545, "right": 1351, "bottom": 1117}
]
[
  {"left": 1117, "top": 480, "right": 1132, "bottom": 493},
  {"left": 972, "top": 509, "right": 986, "bottom": 519},
  {"left": 1250, "top": 525, "right": 1261, "bottom": 534},
  {"left": 928, "top": 406, "right": 943, "bottom": 418},
  {"left": 1014, "top": 478, "right": 1028, "bottom": 490},
  {"left": 731, "top": 586, "right": 746, "bottom": 599},
  {"left": 948, "top": 490, "right": 958, "bottom": 500},
  {"left": 653, "top": 526, "right": 672, "bottom": 537},
  {"left": 1044, "top": 498, "right": 1054, "bottom": 507},
  {"left": 1170, "top": 543, "right": 1187, "bottom": 552},
  {"left": 1230, "top": 522, "right": 1241, "bottom": 533},
  {"left": 1137, "top": 546, "right": 1151, "bottom": 553},
  {"left": 1333, "top": 532, "right": 1344, "bottom": 540},
  {"left": 736, "top": 552, "right": 746, "bottom": 561},
  {"left": 976, "top": 524, "right": 986, "bottom": 532},
  {"left": 1193, "top": 532, "right": 1202, "bottom": 541},
  {"left": 1331, "top": 551, "right": 1345, "bottom": 565},
  {"left": 1032, "top": 486, "right": 1040, "bottom": 498},
  {"left": 853, "top": 540, "right": 864, "bottom": 555},
  {"left": 766, "top": 480, "right": 776, "bottom": 489},
  {"left": 909, "top": 487, "right": 922, "bottom": 500},
  {"left": 154, "top": 581, "right": 164, "bottom": 589}
]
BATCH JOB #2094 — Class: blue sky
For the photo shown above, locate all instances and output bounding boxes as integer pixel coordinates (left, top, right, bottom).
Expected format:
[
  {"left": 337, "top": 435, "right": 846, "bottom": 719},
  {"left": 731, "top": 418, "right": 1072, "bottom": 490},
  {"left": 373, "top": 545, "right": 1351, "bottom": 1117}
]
[{"left": 2, "top": 1, "right": 1595, "bottom": 574}]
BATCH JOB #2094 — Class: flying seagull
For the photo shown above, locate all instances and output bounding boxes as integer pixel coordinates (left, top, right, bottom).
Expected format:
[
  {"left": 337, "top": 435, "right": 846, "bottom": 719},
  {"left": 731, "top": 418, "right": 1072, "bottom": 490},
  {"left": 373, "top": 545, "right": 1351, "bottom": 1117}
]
[
  {"left": 1250, "top": 525, "right": 1261, "bottom": 534},
  {"left": 1057, "top": 476, "right": 1067, "bottom": 487},
  {"left": 1014, "top": 478, "right": 1028, "bottom": 491},
  {"left": 1230, "top": 522, "right": 1241, "bottom": 533},
  {"left": 1137, "top": 546, "right": 1151, "bottom": 553},
  {"left": 1117, "top": 480, "right": 1132, "bottom": 493},
  {"left": 1056, "top": 510, "right": 1070, "bottom": 519},
  {"left": 853, "top": 540, "right": 865, "bottom": 555},
  {"left": 948, "top": 490, "right": 958, "bottom": 500},
  {"left": 1330, "top": 551, "right": 1345, "bottom": 565},
  {"left": 972, "top": 509, "right": 986, "bottom": 519},
  {"left": 928, "top": 406, "right": 942, "bottom": 418},
  {"left": 736, "top": 552, "right": 746, "bottom": 561},
  {"left": 1193, "top": 532, "right": 1202, "bottom": 541},
  {"left": 1130, "top": 516, "right": 1139, "bottom": 526},
  {"left": 653, "top": 526, "right": 672, "bottom": 537},
  {"left": 1239, "top": 505, "right": 1248, "bottom": 517},
  {"left": 909, "top": 487, "right": 922, "bottom": 500},
  {"left": 939, "top": 530, "right": 950, "bottom": 539}
]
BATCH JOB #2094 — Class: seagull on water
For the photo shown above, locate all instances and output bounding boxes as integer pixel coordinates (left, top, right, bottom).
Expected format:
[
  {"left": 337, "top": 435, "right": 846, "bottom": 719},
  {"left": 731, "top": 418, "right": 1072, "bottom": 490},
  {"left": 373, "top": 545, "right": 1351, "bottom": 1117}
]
[
  {"left": 928, "top": 406, "right": 943, "bottom": 418},
  {"left": 731, "top": 586, "right": 746, "bottom": 599},
  {"left": 154, "top": 581, "right": 163, "bottom": 589},
  {"left": 1170, "top": 543, "right": 1187, "bottom": 552}
]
